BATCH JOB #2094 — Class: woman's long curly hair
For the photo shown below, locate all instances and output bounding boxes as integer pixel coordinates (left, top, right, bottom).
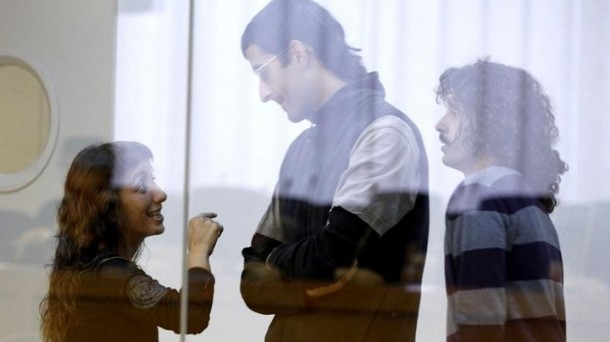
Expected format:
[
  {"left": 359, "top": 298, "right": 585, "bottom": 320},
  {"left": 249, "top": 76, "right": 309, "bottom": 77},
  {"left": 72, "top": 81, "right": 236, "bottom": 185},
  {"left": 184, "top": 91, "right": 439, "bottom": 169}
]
[
  {"left": 436, "top": 59, "right": 568, "bottom": 213},
  {"left": 39, "top": 141, "right": 152, "bottom": 342}
]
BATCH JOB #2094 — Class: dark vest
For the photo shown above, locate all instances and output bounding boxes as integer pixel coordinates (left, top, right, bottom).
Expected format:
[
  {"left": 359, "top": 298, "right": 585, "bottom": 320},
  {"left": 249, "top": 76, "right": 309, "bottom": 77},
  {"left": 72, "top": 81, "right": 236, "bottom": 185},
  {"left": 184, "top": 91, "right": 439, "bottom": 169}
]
[{"left": 274, "top": 73, "right": 429, "bottom": 283}]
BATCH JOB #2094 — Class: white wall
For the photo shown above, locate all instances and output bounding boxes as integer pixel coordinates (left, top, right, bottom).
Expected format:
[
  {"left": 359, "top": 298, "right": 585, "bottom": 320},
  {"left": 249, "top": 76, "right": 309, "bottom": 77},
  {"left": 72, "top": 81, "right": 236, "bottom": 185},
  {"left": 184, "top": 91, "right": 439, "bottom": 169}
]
[{"left": 0, "top": 0, "right": 117, "bottom": 340}]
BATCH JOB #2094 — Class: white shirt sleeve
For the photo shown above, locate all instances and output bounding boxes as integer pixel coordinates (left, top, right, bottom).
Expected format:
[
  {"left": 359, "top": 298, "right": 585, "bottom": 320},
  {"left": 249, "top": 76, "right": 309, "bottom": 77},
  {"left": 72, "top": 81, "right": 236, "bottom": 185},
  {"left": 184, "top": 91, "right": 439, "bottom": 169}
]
[{"left": 332, "top": 115, "right": 421, "bottom": 236}]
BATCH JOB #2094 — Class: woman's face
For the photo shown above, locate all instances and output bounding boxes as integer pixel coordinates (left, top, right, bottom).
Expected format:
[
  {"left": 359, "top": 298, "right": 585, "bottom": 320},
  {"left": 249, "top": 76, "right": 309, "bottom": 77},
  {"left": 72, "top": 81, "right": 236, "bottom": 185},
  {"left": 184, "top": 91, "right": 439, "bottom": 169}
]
[{"left": 117, "top": 160, "right": 167, "bottom": 240}]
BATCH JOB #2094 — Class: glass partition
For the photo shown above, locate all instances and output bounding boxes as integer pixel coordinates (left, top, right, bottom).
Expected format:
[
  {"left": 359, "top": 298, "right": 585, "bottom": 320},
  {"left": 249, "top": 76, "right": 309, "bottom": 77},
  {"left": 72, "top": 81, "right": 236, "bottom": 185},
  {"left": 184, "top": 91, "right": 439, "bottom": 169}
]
[{"left": 116, "top": 1, "right": 610, "bottom": 341}]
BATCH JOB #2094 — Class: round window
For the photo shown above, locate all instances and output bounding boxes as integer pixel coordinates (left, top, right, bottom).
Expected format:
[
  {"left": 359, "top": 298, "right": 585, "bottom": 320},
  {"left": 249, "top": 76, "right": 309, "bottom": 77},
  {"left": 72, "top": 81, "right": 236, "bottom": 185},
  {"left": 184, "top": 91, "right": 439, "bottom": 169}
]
[{"left": 0, "top": 51, "right": 59, "bottom": 192}]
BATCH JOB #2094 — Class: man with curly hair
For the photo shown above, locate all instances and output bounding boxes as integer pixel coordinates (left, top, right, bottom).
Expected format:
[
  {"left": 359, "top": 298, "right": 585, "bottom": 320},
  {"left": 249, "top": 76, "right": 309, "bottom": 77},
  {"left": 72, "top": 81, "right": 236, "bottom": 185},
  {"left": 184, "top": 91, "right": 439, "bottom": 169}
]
[{"left": 435, "top": 59, "right": 567, "bottom": 341}]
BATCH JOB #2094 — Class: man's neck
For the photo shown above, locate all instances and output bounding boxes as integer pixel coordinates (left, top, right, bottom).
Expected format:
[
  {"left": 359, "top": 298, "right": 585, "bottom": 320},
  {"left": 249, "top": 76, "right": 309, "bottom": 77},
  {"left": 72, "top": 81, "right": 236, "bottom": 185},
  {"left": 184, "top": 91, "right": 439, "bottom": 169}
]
[
  {"left": 461, "top": 155, "right": 496, "bottom": 177},
  {"left": 315, "top": 70, "right": 348, "bottom": 109}
]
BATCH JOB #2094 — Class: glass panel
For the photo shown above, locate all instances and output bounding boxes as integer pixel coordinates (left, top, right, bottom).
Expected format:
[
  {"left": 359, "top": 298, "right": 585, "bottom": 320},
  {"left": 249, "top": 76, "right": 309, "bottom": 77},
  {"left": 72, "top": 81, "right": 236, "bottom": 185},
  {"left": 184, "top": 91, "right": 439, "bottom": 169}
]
[{"left": 56, "top": 0, "right": 610, "bottom": 341}]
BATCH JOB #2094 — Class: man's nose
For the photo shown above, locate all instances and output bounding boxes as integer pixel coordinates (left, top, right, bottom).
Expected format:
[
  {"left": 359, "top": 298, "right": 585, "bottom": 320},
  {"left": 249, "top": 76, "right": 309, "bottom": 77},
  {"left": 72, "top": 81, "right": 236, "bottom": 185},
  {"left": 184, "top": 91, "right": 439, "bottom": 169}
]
[
  {"left": 435, "top": 118, "right": 444, "bottom": 132},
  {"left": 435, "top": 113, "right": 447, "bottom": 132},
  {"left": 259, "top": 80, "right": 273, "bottom": 102}
]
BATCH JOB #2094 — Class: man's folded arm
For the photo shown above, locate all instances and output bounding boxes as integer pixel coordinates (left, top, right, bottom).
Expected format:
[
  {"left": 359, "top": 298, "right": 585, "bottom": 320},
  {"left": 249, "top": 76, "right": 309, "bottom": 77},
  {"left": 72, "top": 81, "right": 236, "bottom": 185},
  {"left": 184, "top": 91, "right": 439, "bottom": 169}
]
[{"left": 266, "top": 206, "right": 372, "bottom": 279}]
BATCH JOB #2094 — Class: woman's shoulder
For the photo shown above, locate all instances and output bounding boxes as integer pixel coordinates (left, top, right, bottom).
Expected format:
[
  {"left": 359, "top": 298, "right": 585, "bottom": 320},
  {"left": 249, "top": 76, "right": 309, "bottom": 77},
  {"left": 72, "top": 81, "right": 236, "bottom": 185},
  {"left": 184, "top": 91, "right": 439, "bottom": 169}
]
[
  {"left": 87, "top": 253, "right": 143, "bottom": 278},
  {"left": 77, "top": 254, "right": 147, "bottom": 301}
]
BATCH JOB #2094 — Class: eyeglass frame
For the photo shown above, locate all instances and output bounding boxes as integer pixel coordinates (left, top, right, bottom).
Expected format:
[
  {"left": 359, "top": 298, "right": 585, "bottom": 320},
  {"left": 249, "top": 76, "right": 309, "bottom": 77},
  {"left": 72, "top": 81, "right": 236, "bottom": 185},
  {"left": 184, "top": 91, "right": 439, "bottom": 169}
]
[{"left": 253, "top": 49, "right": 287, "bottom": 77}]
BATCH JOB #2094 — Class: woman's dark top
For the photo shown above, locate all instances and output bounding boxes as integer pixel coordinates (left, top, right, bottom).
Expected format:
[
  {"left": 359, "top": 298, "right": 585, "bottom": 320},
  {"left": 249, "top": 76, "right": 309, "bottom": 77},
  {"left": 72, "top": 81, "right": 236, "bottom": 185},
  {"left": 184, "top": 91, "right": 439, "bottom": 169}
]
[{"left": 67, "top": 254, "right": 214, "bottom": 342}]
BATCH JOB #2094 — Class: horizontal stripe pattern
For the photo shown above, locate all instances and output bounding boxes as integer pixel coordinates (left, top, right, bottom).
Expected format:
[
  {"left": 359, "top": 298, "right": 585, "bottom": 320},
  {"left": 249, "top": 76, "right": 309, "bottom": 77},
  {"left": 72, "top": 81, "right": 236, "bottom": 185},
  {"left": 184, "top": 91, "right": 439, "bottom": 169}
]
[
  {"left": 447, "top": 280, "right": 565, "bottom": 327},
  {"left": 448, "top": 318, "right": 566, "bottom": 342},
  {"left": 446, "top": 241, "right": 563, "bottom": 293},
  {"left": 445, "top": 206, "right": 562, "bottom": 257},
  {"left": 445, "top": 248, "right": 506, "bottom": 293},
  {"left": 444, "top": 167, "right": 565, "bottom": 340}
]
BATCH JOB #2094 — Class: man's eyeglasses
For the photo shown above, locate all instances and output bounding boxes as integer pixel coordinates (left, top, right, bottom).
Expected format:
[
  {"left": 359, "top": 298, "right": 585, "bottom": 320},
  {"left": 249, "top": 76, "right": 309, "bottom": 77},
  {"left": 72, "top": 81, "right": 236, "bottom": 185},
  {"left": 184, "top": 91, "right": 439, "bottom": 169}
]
[{"left": 253, "top": 50, "right": 287, "bottom": 77}]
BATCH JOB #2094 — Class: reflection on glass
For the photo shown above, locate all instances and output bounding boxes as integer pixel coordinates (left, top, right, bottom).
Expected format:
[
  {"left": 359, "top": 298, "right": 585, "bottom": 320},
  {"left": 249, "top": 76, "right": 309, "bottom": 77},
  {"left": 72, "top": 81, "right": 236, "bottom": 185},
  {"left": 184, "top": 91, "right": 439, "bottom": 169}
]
[
  {"left": 435, "top": 59, "right": 567, "bottom": 341},
  {"left": 39, "top": 142, "right": 221, "bottom": 341}
]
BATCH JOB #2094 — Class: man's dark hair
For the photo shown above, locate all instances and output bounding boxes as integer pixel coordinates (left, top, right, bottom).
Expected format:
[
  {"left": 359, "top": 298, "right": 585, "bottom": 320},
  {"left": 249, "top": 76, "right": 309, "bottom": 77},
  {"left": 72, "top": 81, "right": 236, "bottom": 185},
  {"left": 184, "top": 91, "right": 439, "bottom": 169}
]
[
  {"left": 435, "top": 59, "right": 568, "bottom": 213},
  {"left": 241, "top": 0, "right": 367, "bottom": 81}
]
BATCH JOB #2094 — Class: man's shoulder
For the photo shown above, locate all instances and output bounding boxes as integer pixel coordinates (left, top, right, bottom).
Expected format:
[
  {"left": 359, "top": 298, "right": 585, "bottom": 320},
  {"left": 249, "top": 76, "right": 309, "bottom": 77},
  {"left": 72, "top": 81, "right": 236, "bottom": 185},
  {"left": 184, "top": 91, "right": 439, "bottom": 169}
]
[
  {"left": 449, "top": 170, "right": 544, "bottom": 217},
  {"left": 364, "top": 115, "right": 413, "bottom": 134}
]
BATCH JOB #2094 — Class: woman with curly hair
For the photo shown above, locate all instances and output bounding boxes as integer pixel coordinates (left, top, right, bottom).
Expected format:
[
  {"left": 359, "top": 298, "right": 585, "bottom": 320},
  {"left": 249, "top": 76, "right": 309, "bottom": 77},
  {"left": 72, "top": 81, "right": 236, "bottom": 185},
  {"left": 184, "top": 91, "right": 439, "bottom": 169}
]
[
  {"left": 39, "top": 141, "right": 222, "bottom": 342},
  {"left": 435, "top": 59, "right": 567, "bottom": 341}
]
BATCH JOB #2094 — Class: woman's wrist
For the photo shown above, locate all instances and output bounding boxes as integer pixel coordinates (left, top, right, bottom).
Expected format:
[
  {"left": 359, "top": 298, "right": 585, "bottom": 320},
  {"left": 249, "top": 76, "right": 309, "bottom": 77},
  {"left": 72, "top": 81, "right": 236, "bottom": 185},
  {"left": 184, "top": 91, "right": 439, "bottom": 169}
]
[{"left": 188, "top": 249, "right": 211, "bottom": 272}]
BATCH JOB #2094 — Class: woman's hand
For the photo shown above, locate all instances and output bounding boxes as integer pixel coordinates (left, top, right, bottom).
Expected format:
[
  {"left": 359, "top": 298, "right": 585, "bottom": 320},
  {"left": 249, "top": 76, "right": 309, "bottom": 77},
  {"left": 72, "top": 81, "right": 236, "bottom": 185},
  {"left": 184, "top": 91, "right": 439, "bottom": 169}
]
[{"left": 187, "top": 212, "right": 223, "bottom": 271}]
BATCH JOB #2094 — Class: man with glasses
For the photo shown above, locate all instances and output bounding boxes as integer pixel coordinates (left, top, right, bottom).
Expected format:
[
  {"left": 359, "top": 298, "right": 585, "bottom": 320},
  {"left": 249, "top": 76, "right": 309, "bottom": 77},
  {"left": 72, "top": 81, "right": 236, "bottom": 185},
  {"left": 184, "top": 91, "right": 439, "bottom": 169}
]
[{"left": 239, "top": 0, "right": 429, "bottom": 341}]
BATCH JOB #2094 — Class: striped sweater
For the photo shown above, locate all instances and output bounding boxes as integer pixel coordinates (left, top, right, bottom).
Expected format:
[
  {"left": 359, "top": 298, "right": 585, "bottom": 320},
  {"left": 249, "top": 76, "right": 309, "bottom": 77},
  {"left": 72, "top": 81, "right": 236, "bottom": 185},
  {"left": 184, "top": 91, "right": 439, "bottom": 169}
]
[{"left": 444, "top": 166, "right": 566, "bottom": 341}]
